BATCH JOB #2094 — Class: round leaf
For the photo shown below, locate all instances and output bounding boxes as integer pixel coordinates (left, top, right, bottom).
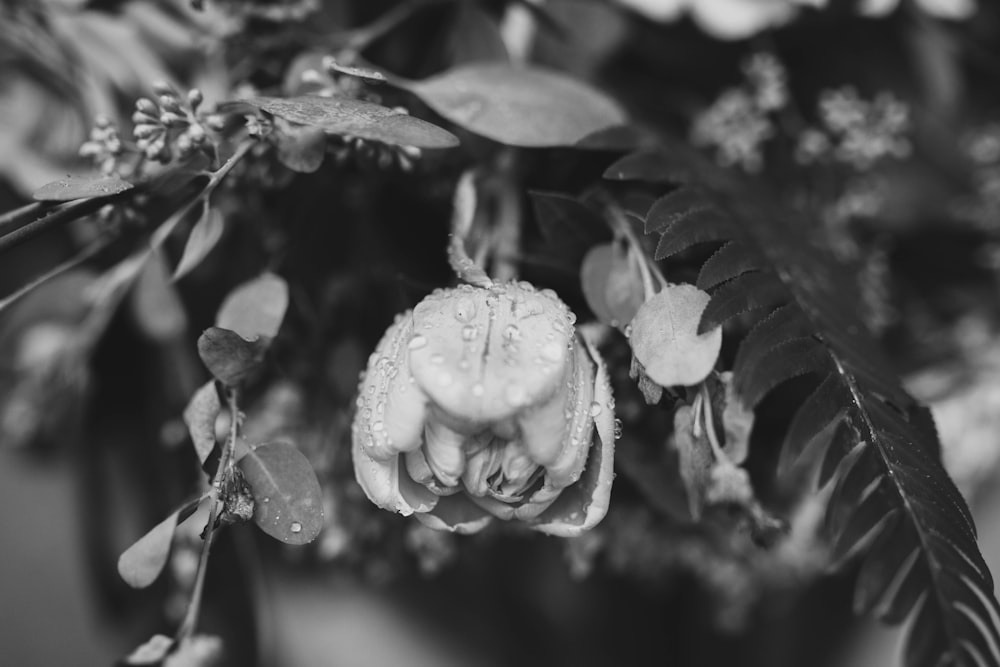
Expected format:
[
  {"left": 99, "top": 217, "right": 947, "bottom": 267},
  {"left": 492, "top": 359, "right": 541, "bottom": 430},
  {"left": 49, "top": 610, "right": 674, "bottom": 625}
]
[
  {"left": 405, "top": 64, "right": 627, "bottom": 147},
  {"left": 117, "top": 510, "right": 178, "bottom": 588},
  {"left": 274, "top": 123, "right": 328, "bottom": 174},
  {"left": 241, "top": 96, "right": 459, "bottom": 149},
  {"left": 216, "top": 272, "right": 288, "bottom": 341},
  {"left": 32, "top": 175, "right": 133, "bottom": 201},
  {"left": 629, "top": 284, "right": 722, "bottom": 387},
  {"left": 183, "top": 381, "right": 221, "bottom": 465},
  {"left": 197, "top": 326, "right": 268, "bottom": 386},
  {"left": 174, "top": 204, "right": 225, "bottom": 280},
  {"left": 580, "top": 242, "right": 644, "bottom": 327},
  {"left": 238, "top": 441, "right": 324, "bottom": 545}
]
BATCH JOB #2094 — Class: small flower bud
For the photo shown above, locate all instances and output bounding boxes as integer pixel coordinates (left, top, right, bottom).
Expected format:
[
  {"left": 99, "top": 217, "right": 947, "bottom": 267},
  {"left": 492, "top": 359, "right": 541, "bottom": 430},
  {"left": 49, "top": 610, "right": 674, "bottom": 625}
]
[
  {"left": 160, "top": 112, "right": 187, "bottom": 127},
  {"left": 94, "top": 114, "right": 113, "bottom": 129},
  {"left": 79, "top": 141, "right": 102, "bottom": 158},
  {"left": 135, "top": 98, "right": 158, "bottom": 115},
  {"left": 186, "top": 123, "right": 206, "bottom": 143},
  {"left": 151, "top": 81, "right": 176, "bottom": 98},
  {"left": 133, "top": 123, "right": 161, "bottom": 140},
  {"left": 175, "top": 133, "right": 193, "bottom": 155},
  {"left": 204, "top": 114, "right": 227, "bottom": 132},
  {"left": 159, "top": 95, "right": 183, "bottom": 114},
  {"left": 186, "top": 88, "right": 203, "bottom": 110},
  {"left": 132, "top": 110, "right": 158, "bottom": 125}
]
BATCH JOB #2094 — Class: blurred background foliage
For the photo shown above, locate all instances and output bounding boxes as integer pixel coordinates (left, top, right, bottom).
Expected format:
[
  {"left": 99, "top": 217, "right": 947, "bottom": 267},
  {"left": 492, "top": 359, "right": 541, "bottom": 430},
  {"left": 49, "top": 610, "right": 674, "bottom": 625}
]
[{"left": 2, "top": 1, "right": 1000, "bottom": 666}]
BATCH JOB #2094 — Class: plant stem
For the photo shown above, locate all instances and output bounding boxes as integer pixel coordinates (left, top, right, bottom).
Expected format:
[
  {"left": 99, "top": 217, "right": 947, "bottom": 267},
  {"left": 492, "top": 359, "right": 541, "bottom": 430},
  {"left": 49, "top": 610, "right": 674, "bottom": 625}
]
[
  {"left": 339, "top": 0, "right": 450, "bottom": 55},
  {"left": 176, "top": 388, "right": 240, "bottom": 642}
]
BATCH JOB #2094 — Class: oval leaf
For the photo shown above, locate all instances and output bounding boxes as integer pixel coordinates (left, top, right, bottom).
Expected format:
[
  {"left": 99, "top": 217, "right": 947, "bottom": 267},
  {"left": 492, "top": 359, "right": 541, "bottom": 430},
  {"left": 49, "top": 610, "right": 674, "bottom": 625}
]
[
  {"left": 32, "top": 175, "right": 133, "bottom": 201},
  {"left": 216, "top": 272, "right": 288, "bottom": 341},
  {"left": 405, "top": 64, "right": 626, "bottom": 147},
  {"left": 237, "top": 441, "right": 324, "bottom": 544},
  {"left": 183, "top": 381, "right": 221, "bottom": 465},
  {"left": 117, "top": 511, "right": 180, "bottom": 588},
  {"left": 241, "top": 96, "right": 459, "bottom": 149},
  {"left": 197, "top": 326, "right": 268, "bottom": 386},
  {"left": 274, "top": 123, "right": 328, "bottom": 174},
  {"left": 628, "top": 284, "right": 722, "bottom": 387},
  {"left": 174, "top": 205, "right": 225, "bottom": 280},
  {"left": 581, "top": 242, "right": 644, "bottom": 328}
]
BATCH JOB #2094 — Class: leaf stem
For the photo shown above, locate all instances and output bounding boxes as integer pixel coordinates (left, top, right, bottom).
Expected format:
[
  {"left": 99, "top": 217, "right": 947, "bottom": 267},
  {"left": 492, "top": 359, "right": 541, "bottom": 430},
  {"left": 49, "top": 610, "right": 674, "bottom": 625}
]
[{"left": 176, "top": 388, "right": 240, "bottom": 642}]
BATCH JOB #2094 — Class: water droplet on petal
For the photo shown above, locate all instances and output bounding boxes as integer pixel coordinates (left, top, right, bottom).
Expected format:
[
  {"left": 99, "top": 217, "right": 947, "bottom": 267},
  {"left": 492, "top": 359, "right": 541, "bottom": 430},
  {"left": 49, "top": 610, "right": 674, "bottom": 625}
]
[
  {"left": 462, "top": 324, "right": 478, "bottom": 341},
  {"left": 290, "top": 522, "right": 302, "bottom": 534},
  {"left": 263, "top": 497, "right": 270, "bottom": 503},
  {"left": 372, "top": 421, "right": 385, "bottom": 432},
  {"left": 589, "top": 401, "right": 602, "bottom": 417},
  {"left": 503, "top": 324, "right": 521, "bottom": 341},
  {"left": 614, "top": 418, "right": 623, "bottom": 440},
  {"left": 453, "top": 297, "right": 477, "bottom": 322},
  {"left": 408, "top": 334, "right": 427, "bottom": 350}
]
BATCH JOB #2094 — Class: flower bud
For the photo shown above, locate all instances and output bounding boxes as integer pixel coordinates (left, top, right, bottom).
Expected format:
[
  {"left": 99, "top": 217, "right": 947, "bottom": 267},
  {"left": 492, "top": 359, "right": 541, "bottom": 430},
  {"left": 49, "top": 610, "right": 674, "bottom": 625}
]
[{"left": 352, "top": 282, "right": 616, "bottom": 536}]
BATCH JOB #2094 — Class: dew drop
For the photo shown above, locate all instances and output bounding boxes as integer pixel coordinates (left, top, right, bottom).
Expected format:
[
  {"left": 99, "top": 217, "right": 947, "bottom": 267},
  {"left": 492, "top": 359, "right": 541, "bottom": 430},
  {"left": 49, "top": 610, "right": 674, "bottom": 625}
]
[
  {"left": 614, "top": 418, "right": 623, "bottom": 440},
  {"left": 453, "top": 297, "right": 477, "bottom": 322},
  {"left": 408, "top": 334, "right": 427, "bottom": 350},
  {"left": 462, "top": 324, "right": 478, "bottom": 341},
  {"left": 503, "top": 324, "right": 521, "bottom": 341},
  {"left": 589, "top": 401, "right": 602, "bottom": 417},
  {"left": 372, "top": 421, "right": 385, "bottom": 432},
  {"left": 290, "top": 522, "right": 302, "bottom": 534},
  {"left": 263, "top": 497, "right": 270, "bottom": 503}
]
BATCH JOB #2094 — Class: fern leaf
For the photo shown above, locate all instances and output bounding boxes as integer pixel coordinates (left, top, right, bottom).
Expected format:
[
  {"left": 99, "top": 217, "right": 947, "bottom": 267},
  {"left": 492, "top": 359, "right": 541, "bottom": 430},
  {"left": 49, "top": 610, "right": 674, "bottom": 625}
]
[
  {"left": 697, "top": 241, "right": 767, "bottom": 290},
  {"left": 699, "top": 272, "right": 788, "bottom": 333},
  {"left": 611, "top": 148, "right": 1000, "bottom": 667}
]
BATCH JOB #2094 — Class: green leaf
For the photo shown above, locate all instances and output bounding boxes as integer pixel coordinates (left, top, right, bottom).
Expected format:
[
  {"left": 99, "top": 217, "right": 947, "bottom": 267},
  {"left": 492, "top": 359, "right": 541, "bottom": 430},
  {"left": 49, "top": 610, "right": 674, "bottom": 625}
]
[
  {"left": 237, "top": 441, "right": 324, "bottom": 545},
  {"left": 117, "top": 496, "right": 206, "bottom": 589},
  {"left": 130, "top": 251, "right": 187, "bottom": 342},
  {"left": 197, "top": 327, "right": 268, "bottom": 387},
  {"left": 273, "top": 123, "right": 328, "bottom": 174},
  {"left": 403, "top": 64, "right": 626, "bottom": 147},
  {"left": 240, "top": 96, "right": 459, "bottom": 149},
  {"left": 182, "top": 381, "right": 220, "bottom": 465},
  {"left": 32, "top": 175, "right": 133, "bottom": 201},
  {"left": 216, "top": 272, "right": 288, "bottom": 341},
  {"left": 173, "top": 204, "right": 225, "bottom": 280},
  {"left": 123, "top": 634, "right": 174, "bottom": 665},
  {"left": 628, "top": 284, "right": 722, "bottom": 387},
  {"left": 580, "top": 242, "right": 644, "bottom": 328}
]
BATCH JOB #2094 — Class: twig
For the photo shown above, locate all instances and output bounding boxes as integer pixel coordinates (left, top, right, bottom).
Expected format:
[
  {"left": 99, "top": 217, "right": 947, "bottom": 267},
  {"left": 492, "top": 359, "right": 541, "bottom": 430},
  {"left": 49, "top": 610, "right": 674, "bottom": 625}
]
[
  {"left": 0, "top": 196, "right": 117, "bottom": 254},
  {"left": 176, "top": 388, "right": 240, "bottom": 642},
  {"left": 0, "top": 238, "right": 110, "bottom": 314}
]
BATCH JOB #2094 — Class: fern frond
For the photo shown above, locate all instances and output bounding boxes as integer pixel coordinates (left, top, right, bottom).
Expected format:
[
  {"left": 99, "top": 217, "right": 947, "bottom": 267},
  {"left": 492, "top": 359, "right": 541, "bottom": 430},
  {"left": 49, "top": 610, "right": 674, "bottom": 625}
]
[{"left": 606, "top": 149, "right": 1000, "bottom": 667}]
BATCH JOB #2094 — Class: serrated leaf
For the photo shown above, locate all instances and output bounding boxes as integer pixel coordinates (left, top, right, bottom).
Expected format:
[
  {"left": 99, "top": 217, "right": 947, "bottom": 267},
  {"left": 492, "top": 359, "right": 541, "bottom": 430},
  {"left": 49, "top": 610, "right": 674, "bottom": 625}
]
[
  {"left": 174, "top": 205, "right": 225, "bottom": 281},
  {"left": 403, "top": 64, "right": 626, "bottom": 147},
  {"left": 777, "top": 373, "right": 848, "bottom": 475},
  {"left": 697, "top": 241, "right": 766, "bottom": 290},
  {"left": 652, "top": 209, "right": 732, "bottom": 259},
  {"left": 645, "top": 186, "right": 725, "bottom": 235},
  {"left": 738, "top": 337, "right": 831, "bottom": 408},
  {"left": 241, "top": 96, "right": 459, "bottom": 149},
  {"left": 699, "top": 272, "right": 788, "bottom": 333},
  {"left": 183, "top": 381, "right": 221, "bottom": 465},
  {"left": 32, "top": 175, "right": 133, "bottom": 201},
  {"left": 273, "top": 123, "right": 327, "bottom": 174},
  {"left": 237, "top": 441, "right": 323, "bottom": 544},
  {"left": 197, "top": 327, "right": 269, "bottom": 386},
  {"left": 580, "top": 242, "right": 644, "bottom": 327},
  {"left": 628, "top": 284, "right": 721, "bottom": 387},
  {"left": 216, "top": 272, "right": 288, "bottom": 341},
  {"left": 603, "top": 143, "right": 703, "bottom": 184}
]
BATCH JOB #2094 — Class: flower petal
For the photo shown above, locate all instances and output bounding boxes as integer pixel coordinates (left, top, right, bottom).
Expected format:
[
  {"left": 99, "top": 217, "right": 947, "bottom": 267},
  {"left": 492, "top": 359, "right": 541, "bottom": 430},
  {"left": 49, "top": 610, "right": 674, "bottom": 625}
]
[
  {"left": 531, "top": 339, "right": 615, "bottom": 536},
  {"left": 352, "top": 433, "right": 438, "bottom": 515},
  {"left": 415, "top": 493, "right": 493, "bottom": 534},
  {"left": 541, "top": 341, "right": 597, "bottom": 488}
]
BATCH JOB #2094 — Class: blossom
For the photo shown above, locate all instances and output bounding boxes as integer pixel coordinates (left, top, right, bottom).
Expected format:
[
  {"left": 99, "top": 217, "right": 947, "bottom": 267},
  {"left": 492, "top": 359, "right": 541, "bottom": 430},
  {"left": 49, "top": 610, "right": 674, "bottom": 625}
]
[
  {"left": 618, "top": 0, "right": 826, "bottom": 40},
  {"left": 352, "top": 282, "right": 616, "bottom": 536}
]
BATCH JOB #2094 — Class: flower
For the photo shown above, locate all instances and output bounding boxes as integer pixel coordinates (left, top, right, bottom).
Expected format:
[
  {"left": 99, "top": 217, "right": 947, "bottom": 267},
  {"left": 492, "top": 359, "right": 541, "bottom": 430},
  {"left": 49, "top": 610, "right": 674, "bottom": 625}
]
[
  {"left": 618, "top": 0, "right": 826, "bottom": 40},
  {"left": 352, "top": 282, "right": 616, "bottom": 536}
]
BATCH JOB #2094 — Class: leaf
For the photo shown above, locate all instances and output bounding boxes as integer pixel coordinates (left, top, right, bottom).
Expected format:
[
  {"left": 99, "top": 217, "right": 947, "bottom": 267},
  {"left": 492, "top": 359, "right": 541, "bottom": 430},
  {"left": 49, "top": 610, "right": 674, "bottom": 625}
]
[
  {"left": 130, "top": 251, "right": 187, "bottom": 342},
  {"left": 628, "top": 284, "right": 722, "bottom": 387},
  {"left": 237, "top": 441, "right": 324, "bottom": 544},
  {"left": 183, "top": 381, "right": 221, "bottom": 465},
  {"left": 402, "top": 64, "right": 627, "bottom": 147},
  {"left": 216, "top": 272, "right": 288, "bottom": 341},
  {"left": 240, "top": 96, "right": 459, "bottom": 149},
  {"left": 173, "top": 204, "right": 225, "bottom": 281},
  {"left": 669, "top": 405, "right": 714, "bottom": 520},
  {"left": 446, "top": 171, "right": 492, "bottom": 287},
  {"left": 32, "top": 175, "right": 133, "bottom": 201},
  {"left": 612, "top": 148, "right": 1000, "bottom": 667},
  {"left": 164, "top": 635, "right": 223, "bottom": 667},
  {"left": 197, "top": 326, "right": 268, "bottom": 387},
  {"left": 528, "top": 191, "right": 610, "bottom": 266},
  {"left": 447, "top": 3, "right": 509, "bottom": 64},
  {"left": 117, "top": 496, "right": 205, "bottom": 589},
  {"left": 123, "top": 634, "right": 174, "bottom": 665},
  {"left": 697, "top": 241, "right": 766, "bottom": 290},
  {"left": 273, "top": 123, "right": 327, "bottom": 174},
  {"left": 580, "top": 242, "right": 644, "bottom": 327}
]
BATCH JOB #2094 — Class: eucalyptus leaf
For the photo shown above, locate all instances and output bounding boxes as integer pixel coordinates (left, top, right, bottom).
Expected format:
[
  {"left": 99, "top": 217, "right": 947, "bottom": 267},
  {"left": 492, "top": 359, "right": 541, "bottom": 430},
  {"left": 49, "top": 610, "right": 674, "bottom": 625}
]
[
  {"left": 238, "top": 441, "right": 324, "bottom": 545},
  {"left": 274, "top": 123, "right": 328, "bottom": 174},
  {"left": 402, "top": 64, "right": 627, "bottom": 147},
  {"left": 183, "top": 381, "right": 221, "bottom": 465},
  {"left": 216, "top": 272, "right": 288, "bottom": 341},
  {"left": 174, "top": 204, "right": 225, "bottom": 280},
  {"left": 241, "top": 96, "right": 458, "bottom": 149},
  {"left": 197, "top": 326, "right": 269, "bottom": 387},
  {"left": 32, "top": 175, "right": 133, "bottom": 201}
]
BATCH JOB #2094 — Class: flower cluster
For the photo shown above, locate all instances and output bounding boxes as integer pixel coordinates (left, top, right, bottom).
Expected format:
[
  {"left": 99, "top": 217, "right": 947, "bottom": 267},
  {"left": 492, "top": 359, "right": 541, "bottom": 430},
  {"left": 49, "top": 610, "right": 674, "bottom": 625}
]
[
  {"left": 352, "top": 282, "right": 616, "bottom": 536},
  {"left": 132, "top": 83, "right": 212, "bottom": 163},
  {"left": 79, "top": 115, "right": 124, "bottom": 175}
]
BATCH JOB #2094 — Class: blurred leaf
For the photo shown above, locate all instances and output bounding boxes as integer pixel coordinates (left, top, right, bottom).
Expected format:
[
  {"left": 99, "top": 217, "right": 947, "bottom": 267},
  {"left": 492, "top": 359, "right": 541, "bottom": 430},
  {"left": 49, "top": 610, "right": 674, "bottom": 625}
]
[
  {"left": 164, "top": 635, "right": 223, "bottom": 667},
  {"left": 131, "top": 251, "right": 187, "bottom": 342},
  {"left": 528, "top": 191, "right": 610, "bottom": 266},
  {"left": 447, "top": 4, "right": 508, "bottom": 64},
  {"left": 446, "top": 171, "right": 492, "bottom": 287},
  {"left": 197, "top": 326, "right": 268, "bottom": 387},
  {"left": 183, "top": 381, "right": 221, "bottom": 465},
  {"left": 32, "top": 175, "right": 133, "bottom": 201},
  {"left": 123, "top": 634, "right": 174, "bottom": 665},
  {"left": 240, "top": 96, "right": 459, "bottom": 149},
  {"left": 402, "top": 64, "right": 626, "bottom": 147},
  {"left": 628, "top": 284, "right": 722, "bottom": 387},
  {"left": 174, "top": 204, "right": 225, "bottom": 280},
  {"left": 116, "top": 495, "right": 204, "bottom": 589},
  {"left": 216, "top": 272, "right": 288, "bottom": 341},
  {"left": 273, "top": 123, "right": 327, "bottom": 174},
  {"left": 237, "top": 441, "right": 324, "bottom": 545},
  {"left": 580, "top": 242, "right": 644, "bottom": 327}
]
